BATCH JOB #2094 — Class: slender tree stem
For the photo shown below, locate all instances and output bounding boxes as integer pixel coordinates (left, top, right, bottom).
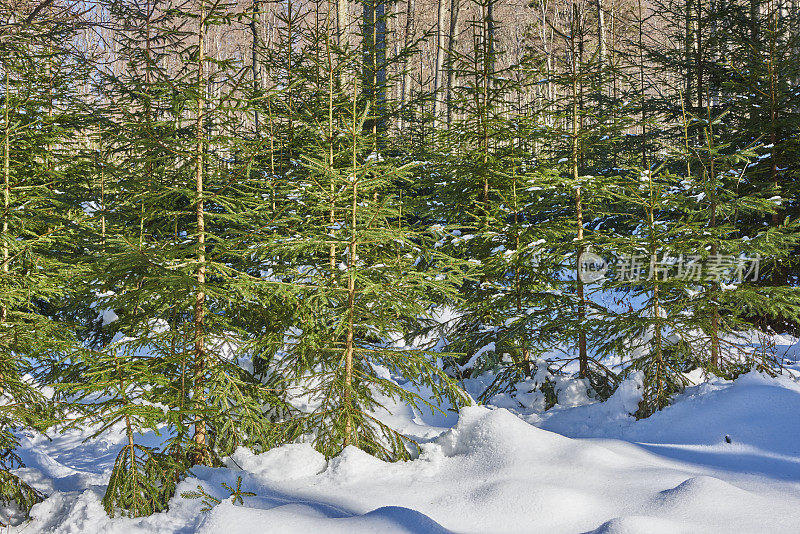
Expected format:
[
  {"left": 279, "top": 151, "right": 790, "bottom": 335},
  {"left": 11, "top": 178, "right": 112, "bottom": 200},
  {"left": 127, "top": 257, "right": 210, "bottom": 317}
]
[
  {"left": 193, "top": 1, "right": 208, "bottom": 463},
  {"left": 2, "top": 69, "right": 9, "bottom": 323},
  {"left": 572, "top": 3, "right": 588, "bottom": 378}
]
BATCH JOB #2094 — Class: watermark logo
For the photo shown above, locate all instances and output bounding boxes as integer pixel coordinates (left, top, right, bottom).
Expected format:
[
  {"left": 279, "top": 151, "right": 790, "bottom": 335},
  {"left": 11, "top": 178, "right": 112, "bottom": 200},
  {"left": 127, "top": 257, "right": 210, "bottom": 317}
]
[
  {"left": 579, "top": 249, "right": 609, "bottom": 283},
  {"left": 579, "top": 252, "right": 760, "bottom": 284}
]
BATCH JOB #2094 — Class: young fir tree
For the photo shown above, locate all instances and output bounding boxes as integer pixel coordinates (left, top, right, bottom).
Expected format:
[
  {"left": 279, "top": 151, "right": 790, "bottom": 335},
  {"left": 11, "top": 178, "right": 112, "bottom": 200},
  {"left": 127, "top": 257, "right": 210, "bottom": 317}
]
[
  {"left": 716, "top": 0, "right": 800, "bottom": 333},
  {"left": 423, "top": 0, "right": 635, "bottom": 407},
  {"left": 48, "top": 0, "right": 286, "bottom": 517},
  {"left": 598, "top": 104, "right": 800, "bottom": 416},
  {"left": 0, "top": 5, "right": 93, "bottom": 518},
  {"left": 616, "top": 0, "right": 800, "bottom": 415},
  {"left": 422, "top": 0, "right": 560, "bottom": 392},
  {"left": 503, "top": 2, "right": 633, "bottom": 402},
  {"left": 247, "top": 1, "right": 470, "bottom": 461}
]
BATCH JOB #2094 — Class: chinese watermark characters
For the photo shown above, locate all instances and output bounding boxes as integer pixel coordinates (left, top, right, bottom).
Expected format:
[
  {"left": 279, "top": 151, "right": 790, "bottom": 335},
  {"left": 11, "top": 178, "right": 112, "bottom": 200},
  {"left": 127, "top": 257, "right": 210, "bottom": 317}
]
[{"left": 579, "top": 251, "right": 760, "bottom": 283}]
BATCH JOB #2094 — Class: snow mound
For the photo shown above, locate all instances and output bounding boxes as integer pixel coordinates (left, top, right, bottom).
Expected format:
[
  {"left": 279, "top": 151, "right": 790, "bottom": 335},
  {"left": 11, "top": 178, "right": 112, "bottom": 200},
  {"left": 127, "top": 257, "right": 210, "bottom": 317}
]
[
  {"left": 229, "top": 444, "right": 327, "bottom": 481},
  {"left": 322, "top": 445, "right": 389, "bottom": 483},
  {"left": 622, "top": 372, "right": 800, "bottom": 456},
  {"left": 434, "top": 405, "right": 572, "bottom": 459},
  {"left": 529, "top": 371, "right": 644, "bottom": 436},
  {"left": 589, "top": 515, "right": 686, "bottom": 534},
  {"left": 196, "top": 501, "right": 453, "bottom": 534},
  {"left": 654, "top": 475, "right": 753, "bottom": 510}
]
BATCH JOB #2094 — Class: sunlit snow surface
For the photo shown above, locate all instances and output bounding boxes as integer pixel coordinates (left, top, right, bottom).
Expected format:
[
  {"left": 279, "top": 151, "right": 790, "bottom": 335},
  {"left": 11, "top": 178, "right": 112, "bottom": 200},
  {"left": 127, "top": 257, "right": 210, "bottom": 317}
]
[{"left": 12, "top": 367, "right": 800, "bottom": 533}]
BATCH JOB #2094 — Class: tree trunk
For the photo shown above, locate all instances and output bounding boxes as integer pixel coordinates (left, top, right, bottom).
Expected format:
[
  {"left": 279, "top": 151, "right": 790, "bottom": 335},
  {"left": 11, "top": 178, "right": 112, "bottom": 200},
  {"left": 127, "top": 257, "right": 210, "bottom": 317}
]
[
  {"left": 539, "top": 0, "right": 554, "bottom": 125},
  {"left": 572, "top": 4, "right": 588, "bottom": 378},
  {"left": 400, "top": 0, "right": 414, "bottom": 130},
  {"left": 1, "top": 70, "right": 9, "bottom": 323},
  {"left": 140, "top": 0, "right": 153, "bottom": 247},
  {"left": 287, "top": 0, "right": 294, "bottom": 157},
  {"left": 695, "top": 0, "right": 703, "bottom": 113},
  {"left": 327, "top": 30, "right": 337, "bottom": 277},
  {"left": 638, "top": 0, "right": 647, "bottom": 166},
  {"left": 706, "top": 115, "right": 720, "bottom": 369},
  {"left": 486, "top": 0, "right": 495, "bottom": 73},
  {"left": 768, "top": 9, "right": 780, "bottom": 227},
  {"left": 596, "top": 0, "right": 606, "bottom": 85},
  {"left": 646, "top": 173, "right": 664, "bottom": 407},
  {"left": 363, "top": 0, "right": 387, "bottom": 137},
  {"left": 99, "top": 127, "right": 105, "bottom": 251},
  {"left": 343, "top": 74, "right": 360, "bottom": 448},
  {"left": 337, "top": 0, "right": 349, "bottom": 47},
  {"left": 445, "top": 0, "right": 460, "bottom": 126},
  {"left": 250, "top": 0, "right": 261, "bottom": 137},
  {"left": 192, "top": 3, "right": 208, "bottom": 464},
  {"left": 432, "top": 0, "right": 447, "bottom": 129},
  {"left": 686, "top": 0, "right": 694, "bottom": 108},
  {"left": 480, "top": 0, "right": 494, "bottom": 204}
]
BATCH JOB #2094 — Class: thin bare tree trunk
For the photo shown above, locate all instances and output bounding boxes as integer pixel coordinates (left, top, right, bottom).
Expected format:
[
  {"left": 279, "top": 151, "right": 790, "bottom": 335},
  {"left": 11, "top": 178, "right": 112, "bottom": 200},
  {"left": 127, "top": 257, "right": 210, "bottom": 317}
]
[
  {"left": 193, "top": 1, "right": 208, "bottom": 463},
  {"left": 337, "top": 0, "right": 349, "bottom": 46},
  {"left": 445, "top": 0, "right": 459, "bottom": 126},
  {"left": 400, "top": 0, "right": 414, "bottom": 130},
  {"left": 685, "top": 0, "right": 694, "bottom": 105},
  {"left": 597, "top": 0, "right": 606, "bottom": 66},
  {"left": 343, "top": 73, "right": 359, "bottom": 447},
  {"left": 486, "top": 0, "right": 494, "bottom": 72},
  {"left": 1, "top": 70, "right": 9, "bottom": 323},
  {"left": 432, "top": 0, "right": 447, "bottom": 128},
  {"left": 326, "top": 12, "right": 337, "bottom": 277},
  {"left": 538, "top": 0, "right": 554, "bottom": 125},
  {"left": 99, "top": 127, "right": 105, "bottom": 251},
  {"left": 251, "top": 0, "right": 261, "bottom": 136},
  {"left": 571, "top": 4, "right": 588, "bottom": 378},
  {"left": 695, "top": 0, "right": 703, "bottom": 113},
  {"left": 638, "top": 0, "right": 647, "bottom": 166},
  {"left": 480, "top": 1, "right": 493, "bottom": 204},
  {"left": 596, "top": 0, "right": 606, "bottom": 95},
  {"left": 287, "top": 0, "right": 294, "bottom": 157},
  {"left": 705, "top": 111, "right": 721, "bottom": 368},
  {"left": 363, "top": 0, "right": 386, "bottom": 139}
]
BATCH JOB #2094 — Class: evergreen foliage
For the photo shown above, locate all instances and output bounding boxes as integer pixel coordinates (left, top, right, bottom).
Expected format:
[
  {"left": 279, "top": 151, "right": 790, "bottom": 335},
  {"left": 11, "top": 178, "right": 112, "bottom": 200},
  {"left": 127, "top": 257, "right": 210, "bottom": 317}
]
[
  {"left": 0, "top": 5, "right": 91, "bottom": 518},
  {"left": 0, "top": 0, "right": 799, "bottom": 522},
  {"left": 248, "top": 9, "right": 471, "bottom": 460}
]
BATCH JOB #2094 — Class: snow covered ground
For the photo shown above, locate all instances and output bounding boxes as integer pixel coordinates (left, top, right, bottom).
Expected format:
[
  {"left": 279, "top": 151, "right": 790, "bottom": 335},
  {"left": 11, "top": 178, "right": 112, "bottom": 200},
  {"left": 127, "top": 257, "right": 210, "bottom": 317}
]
[{"left": 12, "top": 369, "right": 800, "bottom": 533}]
